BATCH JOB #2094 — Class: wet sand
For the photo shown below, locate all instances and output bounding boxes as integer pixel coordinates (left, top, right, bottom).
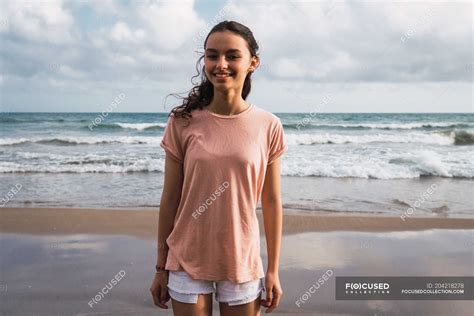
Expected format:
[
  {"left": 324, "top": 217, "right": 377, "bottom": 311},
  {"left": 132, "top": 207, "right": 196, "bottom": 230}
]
[
  {"left": 0, "top": 207, "right": 473, "bottom": 315},
  {"left": 1, "top": 207, "right": 473, "bottom": 238}
]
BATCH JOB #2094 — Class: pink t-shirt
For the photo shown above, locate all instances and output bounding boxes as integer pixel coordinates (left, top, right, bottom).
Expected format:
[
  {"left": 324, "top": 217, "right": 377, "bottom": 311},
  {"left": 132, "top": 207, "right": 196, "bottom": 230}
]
[{"left": 159, "top": 103, "right": 288, "bottom": 284}]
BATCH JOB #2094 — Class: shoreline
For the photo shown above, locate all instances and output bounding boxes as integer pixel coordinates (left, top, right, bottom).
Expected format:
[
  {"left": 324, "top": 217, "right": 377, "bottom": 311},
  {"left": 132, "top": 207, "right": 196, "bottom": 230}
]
[
  {"left": 1, "top": 207, "right": 473, "bottom": 315},
  {"left": 1, "top": 207, "right": 473, "bottom": 239}
]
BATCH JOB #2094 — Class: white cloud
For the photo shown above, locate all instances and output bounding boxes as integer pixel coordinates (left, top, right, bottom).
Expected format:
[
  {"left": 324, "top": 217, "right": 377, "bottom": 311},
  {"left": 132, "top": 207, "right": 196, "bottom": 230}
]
[
  {"left": 110, "top": 21, "right": 133, "bottom": 41},
  {"left": 0, "top": 0, "right": 76, "bottom": 44},
  {"left": 110, "top": 22, "right": 146, "bottom": 42},
  {"left": 228, "top": 0, "right": 471, "bottom": 82},
  {"left": 0, "top": 0, "right": 471, "bottom": 112},
  {"left": 273, "top": 58, "right": 308, "bottom": 78},
  {"left": 136, "top": 0, "right": 204, "bottom": 51}
]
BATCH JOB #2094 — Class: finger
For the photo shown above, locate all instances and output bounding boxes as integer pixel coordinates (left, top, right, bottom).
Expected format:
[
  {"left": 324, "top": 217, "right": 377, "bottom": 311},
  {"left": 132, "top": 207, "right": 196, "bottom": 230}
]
[
  {"left": 274, "top": 291, "right": 282, "bottom": 307},
  {"left": 266, "top": 290, "right": 282, "bottom": 313},
  {"left": 260, "top": 298, "right": 270, "bottom": 307},
  {"left": 160, "top": 287, "right": 169, "bottom": 304},
  {"left": 266, "top": 285, "right": 273, "bottom": 302},
  {"left": 263, "top": 285, "right": 273, "bottom": 309},
  {"left": 156, "top": 286, "right": 169, "bottom": 309},
  {"left": 150, "top": 288, "right": 160, "bottom": 306},
  {"left": 151, "top": 286, "right": 168, "bottom": 309},
  {"left": 265, "top": 288, "right": 278, "bottom": 313},
  {"left": 260, "top": 285, "right": 269, "bottom": 306}
]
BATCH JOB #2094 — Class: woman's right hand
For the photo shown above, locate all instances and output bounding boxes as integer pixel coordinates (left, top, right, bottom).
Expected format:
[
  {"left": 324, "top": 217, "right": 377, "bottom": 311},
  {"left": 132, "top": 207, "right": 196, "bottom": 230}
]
[{"left": 150, "top": 271, "right": 171, "bottom": 309}]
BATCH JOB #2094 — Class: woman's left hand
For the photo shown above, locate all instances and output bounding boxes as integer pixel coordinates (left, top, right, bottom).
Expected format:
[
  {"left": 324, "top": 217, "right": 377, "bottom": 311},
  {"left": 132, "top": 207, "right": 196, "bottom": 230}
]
[{"left": 260, "top": 271, "right": 283, "bottom": 313}]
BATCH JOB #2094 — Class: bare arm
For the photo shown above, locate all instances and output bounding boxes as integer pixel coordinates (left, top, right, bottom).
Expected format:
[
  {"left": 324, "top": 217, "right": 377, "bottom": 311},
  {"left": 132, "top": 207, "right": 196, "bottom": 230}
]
[
  {"left": 261, "top": 157, "right": 283, "bottom": 274},
  {"left": 260, "top": 157, "right": 284, "bottom": 312},
  {"left": 156, "top": 154, "right": 184, "bottom": 267}
]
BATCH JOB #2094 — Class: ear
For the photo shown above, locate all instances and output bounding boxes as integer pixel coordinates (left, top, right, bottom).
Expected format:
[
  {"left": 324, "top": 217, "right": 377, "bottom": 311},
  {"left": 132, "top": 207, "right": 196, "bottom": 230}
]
[{"left": 249, "top": 56, "right": 260, "bottom": 72}]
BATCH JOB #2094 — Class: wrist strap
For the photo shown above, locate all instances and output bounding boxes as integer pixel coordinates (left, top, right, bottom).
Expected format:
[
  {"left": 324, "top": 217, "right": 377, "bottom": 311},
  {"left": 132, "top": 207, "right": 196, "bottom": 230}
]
[{"left": 155, "top": 264, "right": 168, "bottom": 273}]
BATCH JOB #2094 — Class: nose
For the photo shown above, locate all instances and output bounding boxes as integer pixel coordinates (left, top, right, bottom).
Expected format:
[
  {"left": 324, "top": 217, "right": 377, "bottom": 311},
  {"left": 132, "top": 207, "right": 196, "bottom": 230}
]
[{"left": 216, "top": 55, "right": 228, "bottom": 70}]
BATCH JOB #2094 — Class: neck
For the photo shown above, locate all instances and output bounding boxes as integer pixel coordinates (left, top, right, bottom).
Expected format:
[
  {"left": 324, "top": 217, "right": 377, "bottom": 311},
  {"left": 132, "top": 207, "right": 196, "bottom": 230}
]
[{"left": 207, "top": 89, "right": 248, "bottom": 115}]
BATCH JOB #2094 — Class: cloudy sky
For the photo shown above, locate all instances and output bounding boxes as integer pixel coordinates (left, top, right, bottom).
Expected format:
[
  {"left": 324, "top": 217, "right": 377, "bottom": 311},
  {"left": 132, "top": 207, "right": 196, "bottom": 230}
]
[{"left": 0, "top": 0, "right": 472, "bottom": 113}]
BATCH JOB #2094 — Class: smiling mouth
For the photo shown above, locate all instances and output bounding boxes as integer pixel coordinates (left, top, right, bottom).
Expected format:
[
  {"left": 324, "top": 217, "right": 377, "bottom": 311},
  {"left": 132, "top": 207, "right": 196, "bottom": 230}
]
[{"left": 213, "top": 72, "right": 234, "bottom": 78}]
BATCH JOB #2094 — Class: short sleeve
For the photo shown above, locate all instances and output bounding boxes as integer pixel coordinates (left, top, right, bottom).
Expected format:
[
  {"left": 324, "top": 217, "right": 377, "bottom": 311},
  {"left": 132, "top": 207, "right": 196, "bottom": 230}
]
[
  {"left": 160, "top": 114, "right": 184, "bottom": 163},
  {"left": 268, "top": 118, "right": 288, "bottom": 165}
]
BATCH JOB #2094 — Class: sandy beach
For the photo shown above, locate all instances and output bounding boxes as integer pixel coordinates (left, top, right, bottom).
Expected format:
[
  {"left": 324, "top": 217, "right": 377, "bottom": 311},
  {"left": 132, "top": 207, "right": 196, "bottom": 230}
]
[
  {"left": 1, "top": 207, "right": 473, "bottom": 315},
  {"left": 2, "top": 207, "right": 473, "bottom": 237}
]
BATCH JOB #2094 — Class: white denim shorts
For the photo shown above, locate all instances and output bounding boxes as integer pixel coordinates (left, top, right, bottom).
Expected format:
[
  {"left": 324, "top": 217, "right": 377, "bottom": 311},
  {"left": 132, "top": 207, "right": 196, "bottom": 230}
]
[{"left": 167, "top": 270, "right": 265, "bottom": 306}]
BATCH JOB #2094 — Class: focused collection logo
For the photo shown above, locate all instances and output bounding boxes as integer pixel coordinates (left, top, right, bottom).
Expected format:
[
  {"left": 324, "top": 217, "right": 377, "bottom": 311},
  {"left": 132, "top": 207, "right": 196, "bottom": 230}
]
[{"left": 345, "top": 282, "right": 390, "bottom": 294}]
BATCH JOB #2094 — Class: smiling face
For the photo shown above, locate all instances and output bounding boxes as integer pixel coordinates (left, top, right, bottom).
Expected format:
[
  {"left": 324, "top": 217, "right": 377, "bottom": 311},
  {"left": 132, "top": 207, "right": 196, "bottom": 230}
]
[{"left": 204, "top": 31, "right": 258, "bottom": 92}]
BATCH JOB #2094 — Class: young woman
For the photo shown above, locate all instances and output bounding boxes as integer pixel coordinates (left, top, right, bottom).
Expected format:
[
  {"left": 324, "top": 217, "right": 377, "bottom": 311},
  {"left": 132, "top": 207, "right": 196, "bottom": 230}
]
[{"left": 150, "top": 20, "right": 287, "bottom": 316}]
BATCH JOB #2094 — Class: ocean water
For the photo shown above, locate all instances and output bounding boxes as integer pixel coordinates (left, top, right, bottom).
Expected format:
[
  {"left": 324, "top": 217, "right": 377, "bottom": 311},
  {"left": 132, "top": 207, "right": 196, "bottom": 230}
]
[{"left": 1, "top": 111, "right": 473, "bottom": 214}]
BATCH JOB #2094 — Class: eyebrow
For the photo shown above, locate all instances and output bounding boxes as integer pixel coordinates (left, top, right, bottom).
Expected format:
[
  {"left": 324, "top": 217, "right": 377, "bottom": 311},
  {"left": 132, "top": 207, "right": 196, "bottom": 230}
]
[{"left": 205, "top": 48, "right": 242, "bottom": 54}]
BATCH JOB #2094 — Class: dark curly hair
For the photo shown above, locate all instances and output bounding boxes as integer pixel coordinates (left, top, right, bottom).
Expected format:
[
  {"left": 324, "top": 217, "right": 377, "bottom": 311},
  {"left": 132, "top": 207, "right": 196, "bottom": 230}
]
[{"left": 165, "top": 20, "right": 260, "bottom": 120}]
